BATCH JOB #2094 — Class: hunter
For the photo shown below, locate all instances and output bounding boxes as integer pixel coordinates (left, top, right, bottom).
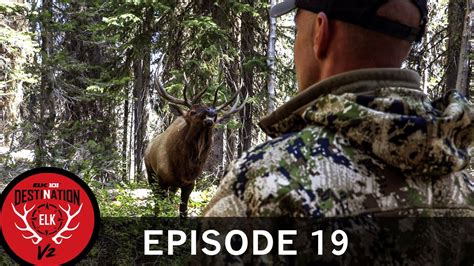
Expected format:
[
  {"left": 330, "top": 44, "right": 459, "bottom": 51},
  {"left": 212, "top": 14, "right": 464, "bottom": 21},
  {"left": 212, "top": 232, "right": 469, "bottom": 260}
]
[{"left": 204, "top": 0, "right": 474, "bottom": 217}]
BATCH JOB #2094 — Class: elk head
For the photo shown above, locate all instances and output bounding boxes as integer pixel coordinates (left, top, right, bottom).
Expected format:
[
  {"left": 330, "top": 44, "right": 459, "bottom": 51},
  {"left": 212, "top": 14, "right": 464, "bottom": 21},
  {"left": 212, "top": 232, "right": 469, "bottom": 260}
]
[
  {"left": 154, "top": 73, "right": 247, "bottom": 126},
  {"left": 175, "top": 104, "right": 217, "bottom": 128}
]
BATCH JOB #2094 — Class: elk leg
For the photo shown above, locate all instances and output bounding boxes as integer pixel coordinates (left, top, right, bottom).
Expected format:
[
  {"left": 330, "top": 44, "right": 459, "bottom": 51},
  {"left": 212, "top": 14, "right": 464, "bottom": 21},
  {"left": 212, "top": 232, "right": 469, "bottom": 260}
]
[
  {"left": 179, "top": 182, "right": 194, "bottom": 218},
  {"left": 145, "top": 163, "right": 156, "bottom": 187}
]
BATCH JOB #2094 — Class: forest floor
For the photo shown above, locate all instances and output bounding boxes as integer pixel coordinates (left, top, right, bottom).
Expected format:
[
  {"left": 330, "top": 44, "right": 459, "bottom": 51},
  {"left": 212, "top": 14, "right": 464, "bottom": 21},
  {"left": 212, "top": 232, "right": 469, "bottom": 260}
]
[
  {"left": 105, "top": 187, "right": 213, "bottom": 217},
  {"left": 0, "top": 146, "right": 213, "bottom": 217}
]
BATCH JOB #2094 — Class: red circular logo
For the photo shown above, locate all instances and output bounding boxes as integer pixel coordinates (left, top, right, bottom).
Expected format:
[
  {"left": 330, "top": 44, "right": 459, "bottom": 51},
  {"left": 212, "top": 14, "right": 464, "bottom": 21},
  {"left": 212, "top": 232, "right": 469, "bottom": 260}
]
[{"left": 0, "top": 167, "right": 100, "bottom": 265}]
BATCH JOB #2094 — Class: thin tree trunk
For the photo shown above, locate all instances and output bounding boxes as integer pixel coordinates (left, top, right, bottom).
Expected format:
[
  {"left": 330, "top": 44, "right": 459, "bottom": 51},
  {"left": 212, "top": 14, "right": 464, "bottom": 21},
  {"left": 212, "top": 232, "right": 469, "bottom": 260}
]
[
  {"left": 122, "top": 99, "right": 129, "bottom": 181},
  {"left": 133, "top": 58, "right": 146, "bottom": 181},
  {"left": 239, "top": 0, "right": 255, "bottom": 155},
  {"left": 226, "top": 62, "right": 239, "bottom": 162},
  {"left": 455, "top": 0, "right": 472, "bottom": 97},
  {"left": 267, "top": 0, "right": 277, "bottom": 117},
  {"left": 128, "top": 108, "right": 134, "bottom": 182},
  {"left": 133, "top": 7, "right": 153, "bottom": 181},
  {"left": 36, "top": 0, "right": 56, "bottom": 166},
  {"left": 446, "top": 0, "right": 467, "bottom": 91},
  {"left": 203, "top": 128, "right": 224, "bottom": 178}
]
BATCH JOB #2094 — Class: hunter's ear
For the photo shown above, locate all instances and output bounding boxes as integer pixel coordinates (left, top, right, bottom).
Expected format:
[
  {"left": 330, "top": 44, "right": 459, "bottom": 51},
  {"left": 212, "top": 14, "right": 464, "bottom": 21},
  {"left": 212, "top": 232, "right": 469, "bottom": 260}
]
[
  {"left": 169, "top": 104, "right": 184, "bottom": 116},
  {"left": 313, "top": 12, "right": 330, "bottom": 59}
]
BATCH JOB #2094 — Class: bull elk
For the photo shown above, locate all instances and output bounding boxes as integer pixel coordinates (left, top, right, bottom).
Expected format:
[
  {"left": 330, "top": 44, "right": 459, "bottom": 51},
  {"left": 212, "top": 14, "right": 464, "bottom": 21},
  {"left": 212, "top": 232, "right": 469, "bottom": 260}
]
[{"left": 145, "top": 74, "right": 247, "bottom": 217}]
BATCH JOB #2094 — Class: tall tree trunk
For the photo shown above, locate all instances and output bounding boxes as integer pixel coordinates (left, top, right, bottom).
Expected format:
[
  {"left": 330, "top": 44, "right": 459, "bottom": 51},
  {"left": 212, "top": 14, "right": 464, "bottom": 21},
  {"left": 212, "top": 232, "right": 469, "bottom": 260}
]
[
  {"left": 267, "top": 0, "right": 277, "bottom": 117},
  {"left": 226, "top": 128, "right": 236, "bottom": 163},
  {"left": 133, "top": 6, "right": 153, "bottom": 181},
  {"left": 239, "top": 0, "right": 256, "bottom": 155},
  {"left": 201, "top": 0, "right": 228, "bottom": 176},
  {"left": 226, "top": 60, "right": 240, "bottom": 162},
  {"left": 203, "top": 128, "right": 225, "bottom": 178},
  {"left": 455, "top": 0, "right": 472, "bottom": 97},
  {"left": 122, "top": 99, "right": 129, "bottom": 181},
  {"left": 128, "top": 110, "right": 134, "bottom": 181},
  {"left": 133, "top": 59, "right": 148, "bottom": 181},
  {"left": 445, "top": 0, "right": 467, "bottom": 91},
  {"left": 36, "top": 0, "right": 56, "bottom": 166}
]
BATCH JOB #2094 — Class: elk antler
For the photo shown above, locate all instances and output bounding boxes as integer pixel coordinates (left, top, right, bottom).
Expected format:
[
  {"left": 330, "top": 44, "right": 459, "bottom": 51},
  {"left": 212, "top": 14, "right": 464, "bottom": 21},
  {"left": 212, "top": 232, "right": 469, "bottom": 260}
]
[
  {"left": 216, "top": 79, "right": 248, "bottom": 117},
  {"left": 212, "top": 85, "right": 221, "bottom": 108},
  {"left": 219, "top": 91, "right": 248, "bottom": 118},
  {"left": 216, "top": 79, "right": 244, "bottom": 112},
  {"left": 11, "top": 203, "right": 43, "bottom": 245},
  {"left": 52, "top": 203, "right": 83, "bottom": 245},
  {"left": 154, "top": 72, "right": 191, "bottom": 108},
  {"left": 182, "top": 73, "right": 192, "bottom": 107}
]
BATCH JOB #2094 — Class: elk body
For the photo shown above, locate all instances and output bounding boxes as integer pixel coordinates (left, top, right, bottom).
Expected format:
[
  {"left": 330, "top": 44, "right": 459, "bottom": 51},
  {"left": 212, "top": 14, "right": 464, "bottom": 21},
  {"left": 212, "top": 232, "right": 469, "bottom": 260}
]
[{"left": 145, "top": 76, "right": 246, "bottom": 217}]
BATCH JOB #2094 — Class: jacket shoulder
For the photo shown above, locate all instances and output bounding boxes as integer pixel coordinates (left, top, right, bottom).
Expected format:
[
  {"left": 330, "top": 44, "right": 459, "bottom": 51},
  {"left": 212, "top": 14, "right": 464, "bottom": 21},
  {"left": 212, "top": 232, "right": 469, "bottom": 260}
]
[{"left": 205, "top": 125, "right": 474, "bottom": 217}]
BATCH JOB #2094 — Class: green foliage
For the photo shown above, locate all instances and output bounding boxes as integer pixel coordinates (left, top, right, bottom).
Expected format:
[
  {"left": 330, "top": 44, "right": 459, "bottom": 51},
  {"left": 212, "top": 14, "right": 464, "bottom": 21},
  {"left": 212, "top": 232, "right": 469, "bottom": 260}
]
[
  {"left": 87, "top": 177, "right": 216, "bottom": 217},
  {"left": 0, "top": 2, "right": 39, "bottom": 88},
  {"left": 0, "top": 253, "right": 15, "bottom": 265},
  {"left": 0, "top": 1, "right": 27, "bottom": 14},
  {"left": 89, "top": 180, "right": 156, "bottom": 217},
  {"left": 103, "top": 13, "right": 142, "bottom": 28}
]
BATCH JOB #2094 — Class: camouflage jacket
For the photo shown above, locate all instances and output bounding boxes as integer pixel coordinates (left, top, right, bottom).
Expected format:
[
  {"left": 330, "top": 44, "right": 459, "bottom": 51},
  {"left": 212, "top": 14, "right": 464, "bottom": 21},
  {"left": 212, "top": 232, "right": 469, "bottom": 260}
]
[{"left": 204, "top": 68, "right": 474, "bottom": 217}]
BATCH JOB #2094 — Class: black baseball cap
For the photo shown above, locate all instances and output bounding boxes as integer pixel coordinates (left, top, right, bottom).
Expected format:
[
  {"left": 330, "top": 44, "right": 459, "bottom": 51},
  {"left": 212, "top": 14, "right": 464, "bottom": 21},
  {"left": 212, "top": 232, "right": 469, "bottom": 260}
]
[{"left": 270, "top": 0, "right": 428, "bottom": 42}]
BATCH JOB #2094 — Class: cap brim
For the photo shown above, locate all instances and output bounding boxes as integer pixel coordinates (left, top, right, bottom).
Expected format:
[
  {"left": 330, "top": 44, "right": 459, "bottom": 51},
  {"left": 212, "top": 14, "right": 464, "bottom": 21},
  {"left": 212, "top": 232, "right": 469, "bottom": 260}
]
[{"left": 270, "top": 0, "right": 296, "bottom": 17}]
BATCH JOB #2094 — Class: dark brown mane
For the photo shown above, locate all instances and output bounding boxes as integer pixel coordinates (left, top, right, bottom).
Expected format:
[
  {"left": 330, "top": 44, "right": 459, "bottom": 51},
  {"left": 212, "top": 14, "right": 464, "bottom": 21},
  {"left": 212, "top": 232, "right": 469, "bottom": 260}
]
[{"left": 175, "top": 120, "right": 213, "bottom": 184}]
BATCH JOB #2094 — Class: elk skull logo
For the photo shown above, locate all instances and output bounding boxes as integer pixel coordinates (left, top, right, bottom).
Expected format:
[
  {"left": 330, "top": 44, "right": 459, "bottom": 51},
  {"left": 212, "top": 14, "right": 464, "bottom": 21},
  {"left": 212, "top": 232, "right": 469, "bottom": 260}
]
[
  {"left": 1, "top": 168, "right": 100, "bottom": 265},
  {"left": 11, "top": 203, "right": 43, "bottom": 245},
  {"left": 51, "top": 203, "right": 83, "bottom": 244},
  {"left": 11, "top": 202, "right": 83, "bottom": 245}
]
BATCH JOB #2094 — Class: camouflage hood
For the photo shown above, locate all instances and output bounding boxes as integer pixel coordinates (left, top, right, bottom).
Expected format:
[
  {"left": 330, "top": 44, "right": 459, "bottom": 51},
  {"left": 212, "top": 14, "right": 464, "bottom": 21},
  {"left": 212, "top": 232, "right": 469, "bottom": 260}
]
[{"left": 260, "top": 69, "right": 474, "bottom": 177}]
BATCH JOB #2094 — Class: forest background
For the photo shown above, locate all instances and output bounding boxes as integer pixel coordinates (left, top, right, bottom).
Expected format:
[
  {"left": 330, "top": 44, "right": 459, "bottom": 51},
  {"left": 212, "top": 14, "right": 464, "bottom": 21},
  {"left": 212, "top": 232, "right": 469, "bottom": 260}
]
[{"left": 1, "top": 0, "right": 473, "bottom": 217}]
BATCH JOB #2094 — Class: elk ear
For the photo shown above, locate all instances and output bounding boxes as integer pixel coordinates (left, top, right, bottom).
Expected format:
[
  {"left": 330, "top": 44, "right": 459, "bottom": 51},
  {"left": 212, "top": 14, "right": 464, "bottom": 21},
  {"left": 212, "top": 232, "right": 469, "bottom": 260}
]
[{"left": 169, "top": 104, "right": 184, "bottom": 116}]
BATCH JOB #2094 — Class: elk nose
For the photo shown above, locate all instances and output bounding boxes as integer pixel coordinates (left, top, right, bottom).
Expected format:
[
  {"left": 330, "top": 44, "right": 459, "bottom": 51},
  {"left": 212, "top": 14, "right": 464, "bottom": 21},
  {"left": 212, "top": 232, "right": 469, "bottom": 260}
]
[{"left": 207, "top": 108, "right": 217, "bottom": 117}]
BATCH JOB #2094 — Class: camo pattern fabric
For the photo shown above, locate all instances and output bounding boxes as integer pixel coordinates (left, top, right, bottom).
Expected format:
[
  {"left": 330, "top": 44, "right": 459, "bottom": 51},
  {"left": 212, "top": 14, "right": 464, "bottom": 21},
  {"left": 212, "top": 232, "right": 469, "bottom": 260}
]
[{"left": 204, "top": 69, "right": 474, "bottom": 217}]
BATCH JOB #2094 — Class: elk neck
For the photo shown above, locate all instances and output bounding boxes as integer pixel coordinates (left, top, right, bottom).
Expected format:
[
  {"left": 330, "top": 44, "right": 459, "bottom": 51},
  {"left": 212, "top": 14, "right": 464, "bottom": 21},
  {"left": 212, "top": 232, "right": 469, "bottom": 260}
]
[{"left": 180, "top": 121, "right": 213, "bottom": 160}]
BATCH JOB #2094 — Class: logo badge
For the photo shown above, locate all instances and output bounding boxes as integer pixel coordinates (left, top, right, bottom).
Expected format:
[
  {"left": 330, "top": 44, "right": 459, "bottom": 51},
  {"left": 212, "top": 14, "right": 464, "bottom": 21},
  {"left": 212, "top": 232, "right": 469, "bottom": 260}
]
[{"left": 0, "top": 167, "right": 100, "bottom": 265}]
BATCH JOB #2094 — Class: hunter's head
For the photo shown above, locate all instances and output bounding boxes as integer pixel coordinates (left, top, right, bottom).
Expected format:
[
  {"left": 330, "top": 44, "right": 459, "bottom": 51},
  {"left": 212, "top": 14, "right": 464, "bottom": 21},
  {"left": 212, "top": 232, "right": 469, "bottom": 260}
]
[{"left": 271, "top": 0, "right": 428, "bottom": 91}]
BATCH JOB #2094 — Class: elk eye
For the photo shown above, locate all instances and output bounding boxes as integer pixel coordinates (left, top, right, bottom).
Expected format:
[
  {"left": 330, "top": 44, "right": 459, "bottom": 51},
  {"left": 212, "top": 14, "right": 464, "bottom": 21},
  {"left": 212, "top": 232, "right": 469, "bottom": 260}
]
[{"left": 190, "top": 110, "right": 196, "bottom": 115}]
